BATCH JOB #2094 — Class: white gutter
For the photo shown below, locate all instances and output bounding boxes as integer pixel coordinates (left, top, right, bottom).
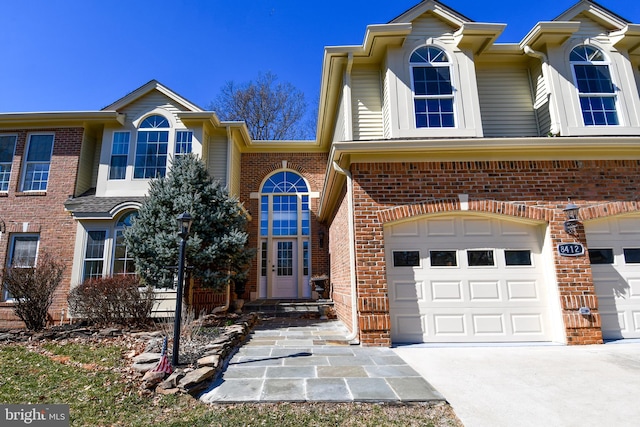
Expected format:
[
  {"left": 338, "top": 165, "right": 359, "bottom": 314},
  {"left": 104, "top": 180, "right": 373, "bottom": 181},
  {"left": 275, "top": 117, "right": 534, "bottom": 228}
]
[
  {"left": 524, "top": 46, "right": 561, "bottom": 136},
  {"left": 332, "top": 161, "right": 359, "bottom": 344}
]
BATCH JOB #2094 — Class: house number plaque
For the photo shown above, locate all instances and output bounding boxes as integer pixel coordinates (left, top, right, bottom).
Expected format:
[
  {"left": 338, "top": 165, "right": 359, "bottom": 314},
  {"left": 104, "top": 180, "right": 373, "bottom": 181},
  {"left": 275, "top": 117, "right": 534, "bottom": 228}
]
[{"left": 557, "top": 243, "right": 584, "bottom": 257}]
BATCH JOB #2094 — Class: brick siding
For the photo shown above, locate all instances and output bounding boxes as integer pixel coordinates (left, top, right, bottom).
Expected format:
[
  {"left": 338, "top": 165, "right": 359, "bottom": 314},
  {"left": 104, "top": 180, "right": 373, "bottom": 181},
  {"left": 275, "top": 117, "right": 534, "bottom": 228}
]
[
  {"left": 339, "top": 159, "right": 640, "bottom": 346},
  {"left": 0, "top": 128, "right": 84, "bottom": 328}
]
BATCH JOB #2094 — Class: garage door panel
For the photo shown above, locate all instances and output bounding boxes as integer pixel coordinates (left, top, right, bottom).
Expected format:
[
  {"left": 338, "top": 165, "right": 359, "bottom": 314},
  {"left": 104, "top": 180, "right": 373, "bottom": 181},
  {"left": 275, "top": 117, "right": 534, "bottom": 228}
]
[
  {"left": 469, "top": 281, "right": 501, "bottom": 301},
  {"left": 473, "top": 314, "right": 506, "bottom": 335},
  {"left": 507, "top": 280, "right": 540, "bottom": 300},
  {"left": 629, "top": 278, "right": 640, "bottom": 298},
  {"left": 393, "top": 315, "right": 425, "bottom": 342},
  {"left": 434, "top": 314, "right": 466, "bottom": 335},
  {"left": 511, "top": 314, "right": 544, "bottom": 334},
  {"left": 426, "top": 218, "right": 456, "bottom": 236},
  {"left": 431, "top": 281, "right": 463, "bottom": 301},
  {"left": 462, "top": 218, "right": 493, "bottom": 236},
  {"left": 390, "top": 280, "right": 424, "bottom": 302}
]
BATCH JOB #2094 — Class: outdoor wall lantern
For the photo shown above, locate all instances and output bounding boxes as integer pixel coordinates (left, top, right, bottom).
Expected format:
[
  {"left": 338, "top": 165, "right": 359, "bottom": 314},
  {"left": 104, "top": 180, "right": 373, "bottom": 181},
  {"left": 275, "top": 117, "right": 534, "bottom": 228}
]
[
  {"left": 563, "top": 200, "right": 580, "bottom": 235},
  {"left": 172, "top": 211, "right": 193, "bottom": 366}
]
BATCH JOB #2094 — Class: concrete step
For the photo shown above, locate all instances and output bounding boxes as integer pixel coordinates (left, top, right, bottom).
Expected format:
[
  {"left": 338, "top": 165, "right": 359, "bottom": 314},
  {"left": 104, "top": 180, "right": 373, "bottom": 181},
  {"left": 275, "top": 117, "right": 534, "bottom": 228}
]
[{"left": 243, "top": 299, "right": 334, "bottom": 318}]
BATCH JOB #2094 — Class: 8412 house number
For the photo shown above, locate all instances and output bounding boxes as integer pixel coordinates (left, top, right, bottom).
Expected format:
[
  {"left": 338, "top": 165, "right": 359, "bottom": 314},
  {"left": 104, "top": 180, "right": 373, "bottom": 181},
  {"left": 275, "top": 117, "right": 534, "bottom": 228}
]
[{"left": 557, "top": 243, "right": 584, "bottom": 256}]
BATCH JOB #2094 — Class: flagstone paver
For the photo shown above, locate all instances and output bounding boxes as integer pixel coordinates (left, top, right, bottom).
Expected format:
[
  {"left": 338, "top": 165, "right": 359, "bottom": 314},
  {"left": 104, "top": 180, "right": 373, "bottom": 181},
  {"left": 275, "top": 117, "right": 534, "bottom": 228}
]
[{"left": 200, "top": 317, "right": 444, "bottom": 403}]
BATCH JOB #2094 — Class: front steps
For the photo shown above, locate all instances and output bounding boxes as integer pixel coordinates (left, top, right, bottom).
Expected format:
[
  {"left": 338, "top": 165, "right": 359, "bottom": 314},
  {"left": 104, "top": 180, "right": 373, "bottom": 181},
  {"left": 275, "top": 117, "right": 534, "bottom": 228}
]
[{"left": 243, "top": 299, "right": 334, "bottom": 318}]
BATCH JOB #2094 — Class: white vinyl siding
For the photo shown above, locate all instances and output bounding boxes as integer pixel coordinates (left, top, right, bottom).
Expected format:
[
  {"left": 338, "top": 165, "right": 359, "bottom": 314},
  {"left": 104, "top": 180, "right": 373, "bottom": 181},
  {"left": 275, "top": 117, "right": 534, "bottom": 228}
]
[
  {"left": 120, "top": 92, "right": 187, "bottom": 128},
  {"left": 207, "top": 134, "right": 228, "bottom": 187},
  {"left": 477, "top": 67, "right": 539, "bottom": 137},
  {"left": 76, "top": 133, "right": 98, "bottom": 196},
  {"left": 351, "top": 67, "right": 384, "bottom": 140},
  {"left": 411, "top": 15, "right": 456, "bottom": 43}
]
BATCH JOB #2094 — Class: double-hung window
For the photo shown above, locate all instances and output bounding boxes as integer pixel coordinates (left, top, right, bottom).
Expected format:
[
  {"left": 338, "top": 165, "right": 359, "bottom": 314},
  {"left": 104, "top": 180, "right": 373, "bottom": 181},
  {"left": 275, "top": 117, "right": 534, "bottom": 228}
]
[
  {"left": 570, "top": 45, "right": 619, "bottom": 126},
  {"left": 109, "top": 132, "right": 130, "bottom": 180},
  {"left": 83, "top": 230, "right": 107, "bottom": 281},
  {"left": 22, "top": 134, "right": 54, "bottom": 191},
  {"left": 410, "top": 46, "right": 454, "bottom": 128},
  {"left": 0, "top": 135, "right": 17, "bottom": 192},
  {"left": 3, "top": 234, "right": 39, "bottom": 301},
  {"left": 175, "top": 130, "right": 192, "bottom": 157},
  {"left": 134, "top": 115, "right": 169, "bottom": 179}
]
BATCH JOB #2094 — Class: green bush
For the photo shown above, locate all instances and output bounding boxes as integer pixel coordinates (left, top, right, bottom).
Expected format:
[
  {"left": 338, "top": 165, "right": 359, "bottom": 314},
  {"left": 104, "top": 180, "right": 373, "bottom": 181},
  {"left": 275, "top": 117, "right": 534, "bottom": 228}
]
[{"left": 67, "top": 275, "right": 155, "bottom": 326}]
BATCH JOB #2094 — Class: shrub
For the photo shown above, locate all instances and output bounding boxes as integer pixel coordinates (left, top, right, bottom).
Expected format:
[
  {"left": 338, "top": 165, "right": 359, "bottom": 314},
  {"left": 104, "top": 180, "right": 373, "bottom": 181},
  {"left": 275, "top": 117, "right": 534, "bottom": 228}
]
[
  {"left": 67, "top": 275, "right": 156, "bottom": 326},
  {"left": 2, "top": 252, "right": 65, "bottom": 331}
]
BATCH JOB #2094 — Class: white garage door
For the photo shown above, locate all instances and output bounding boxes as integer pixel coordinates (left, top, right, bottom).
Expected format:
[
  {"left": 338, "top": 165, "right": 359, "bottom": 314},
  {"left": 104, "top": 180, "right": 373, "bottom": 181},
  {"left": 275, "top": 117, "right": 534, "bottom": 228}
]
[
  {"left": 386, "top": 215, "right": 553, "bottom": 343},
  {"left": 585, "top": 216, "right": 640, "bottom": 340}
]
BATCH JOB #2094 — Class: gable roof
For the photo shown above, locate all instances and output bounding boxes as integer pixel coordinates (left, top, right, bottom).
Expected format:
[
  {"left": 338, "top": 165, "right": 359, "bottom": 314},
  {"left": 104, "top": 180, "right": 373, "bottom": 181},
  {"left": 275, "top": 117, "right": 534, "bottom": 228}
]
[
  {"left": 389, "top": 0, "right": 473, "bottom": 27},
  {"left": 102, "top": 80, "right": 204, "bottom": 112},
  {"left": 554, "top": 0, "right": 630, "bottom": 29}
]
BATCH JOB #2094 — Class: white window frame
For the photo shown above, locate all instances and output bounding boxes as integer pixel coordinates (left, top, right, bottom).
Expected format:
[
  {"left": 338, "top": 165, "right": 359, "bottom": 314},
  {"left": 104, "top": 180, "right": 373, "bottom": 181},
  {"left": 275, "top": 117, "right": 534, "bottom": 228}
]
[
  {"left": 3, "top": 234, "right": 40, "bottom": 301},
  {"left": 174, "top": 130, "right": 193, "bottom": 157},
  {"left": 109, "top": 131, "right": 130, "bottom": 180},
  {"left": 133, "top": 115, "right": 170, "bottom": 179},
  {"left": 82, "top": 229, "right": 108, "bottom": 282},
  {"left": 21, "top": 133, "right": 54, "bottom": 192},
  {"left": 0, "top": 134, "right": 17, "bottom": 192},
  {"left": 410, "top": 46, "right": 455, "bottom": 129},
  {"left": 570, "top": 45, "right": 620, "bottom": 127}
]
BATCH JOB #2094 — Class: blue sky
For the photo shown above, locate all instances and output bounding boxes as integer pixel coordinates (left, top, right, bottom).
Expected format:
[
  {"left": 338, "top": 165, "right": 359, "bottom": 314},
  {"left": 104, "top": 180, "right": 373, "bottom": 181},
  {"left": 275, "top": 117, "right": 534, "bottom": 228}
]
[{"left": 0, "top": 0, "right": 638, "bottom": 114}]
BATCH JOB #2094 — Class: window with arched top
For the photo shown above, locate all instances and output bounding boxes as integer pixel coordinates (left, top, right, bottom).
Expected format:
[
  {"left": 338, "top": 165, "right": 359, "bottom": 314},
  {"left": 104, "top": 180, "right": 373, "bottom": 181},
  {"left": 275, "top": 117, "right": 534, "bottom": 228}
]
[
  {"left": 410, "top": 46, "right": 455, "bottom": 128},
  {"left": 260, "top": 171, "right": 310, "bottom": 236},
  {"left": 114, "top": 211, "right": 138, "bottom": 275},
  {"left": 134, "top": 114, "right": 170, "bottom": 178},
  {"left": 570, "top": 45, "right": 619, "bottom": 126}
]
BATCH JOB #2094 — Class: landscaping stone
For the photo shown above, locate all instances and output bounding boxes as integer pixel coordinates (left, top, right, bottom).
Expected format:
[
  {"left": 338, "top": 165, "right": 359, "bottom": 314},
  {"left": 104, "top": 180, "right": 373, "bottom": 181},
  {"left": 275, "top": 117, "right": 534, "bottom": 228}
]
[
  {"left": 197, "top": 355, "right": 220, "bottom": 367},
  {"left": 141, "top": 370, "right": 165, "bottom": 389},
  {"left": 179, "top": 367, "right": 216, "bottom": 389},
  {"left": 132, "top": 361, "right": 159, "bottom": 373},
  {"left": 133, "top": 352, "right": 162, "bottom": 364}
]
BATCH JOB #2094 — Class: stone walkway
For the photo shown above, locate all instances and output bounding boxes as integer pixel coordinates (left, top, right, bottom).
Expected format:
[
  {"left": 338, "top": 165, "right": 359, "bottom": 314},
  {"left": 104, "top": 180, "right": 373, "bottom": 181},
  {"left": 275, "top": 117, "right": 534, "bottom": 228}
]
[{"left": 200, "top": 317, "right": 444, "bottom": 403}]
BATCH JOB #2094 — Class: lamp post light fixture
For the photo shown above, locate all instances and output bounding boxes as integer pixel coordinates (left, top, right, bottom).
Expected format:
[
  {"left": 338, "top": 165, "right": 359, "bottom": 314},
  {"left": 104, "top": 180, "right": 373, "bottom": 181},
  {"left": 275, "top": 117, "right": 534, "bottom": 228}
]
[
  {"left": 172, "top": 212, "right": 193, "bottom": 367},
  {"left": 563, "top": 200, "right": 580, "bottom": 235}
]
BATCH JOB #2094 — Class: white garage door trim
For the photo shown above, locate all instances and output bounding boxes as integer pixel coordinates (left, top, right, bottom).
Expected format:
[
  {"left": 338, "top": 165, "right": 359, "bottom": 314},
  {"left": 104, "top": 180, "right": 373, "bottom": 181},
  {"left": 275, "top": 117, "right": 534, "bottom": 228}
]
[
  {"left": 387, "top": 215, "right": 555, "bottom": 343},
  {"left": 586, "top": 216, "right": 640, "bottom": 340}
]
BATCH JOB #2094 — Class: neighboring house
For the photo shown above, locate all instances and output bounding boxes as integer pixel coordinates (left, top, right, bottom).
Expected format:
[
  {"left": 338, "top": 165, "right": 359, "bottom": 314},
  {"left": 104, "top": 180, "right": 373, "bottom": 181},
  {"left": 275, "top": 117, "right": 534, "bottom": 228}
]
[
  {"left": 2, "top": 0, "right": 640, "bottom": 348},
  {"left": 318, "top": 0, "right": 640, "bottom": 346}
]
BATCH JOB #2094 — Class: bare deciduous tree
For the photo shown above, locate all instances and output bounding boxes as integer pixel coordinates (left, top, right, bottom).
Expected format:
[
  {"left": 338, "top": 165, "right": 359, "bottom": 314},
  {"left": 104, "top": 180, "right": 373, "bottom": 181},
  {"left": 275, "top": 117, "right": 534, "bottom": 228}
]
[
  {"left": 2, "top": 252, "right": 65, "bottom": 331},
  {"left": 210, "top": 72, "right": 310, "bottom": 140}
]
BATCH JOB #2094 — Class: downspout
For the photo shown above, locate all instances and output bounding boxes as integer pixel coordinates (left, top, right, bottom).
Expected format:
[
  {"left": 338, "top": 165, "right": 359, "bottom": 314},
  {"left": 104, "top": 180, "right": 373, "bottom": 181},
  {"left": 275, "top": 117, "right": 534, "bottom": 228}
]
[
  {"left": 332, "top": 161, "right": 359, "bottom": 343},
  {"left": 524, "top": 46, "right": 561, "bottom": 136}
]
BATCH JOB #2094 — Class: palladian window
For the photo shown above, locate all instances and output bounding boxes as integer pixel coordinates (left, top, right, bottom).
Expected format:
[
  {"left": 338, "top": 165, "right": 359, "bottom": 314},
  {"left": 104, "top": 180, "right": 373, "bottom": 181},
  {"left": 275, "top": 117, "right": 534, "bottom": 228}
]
[
  {"left": 570, "top": 45, "right": 619, "bottom": 126},
  {"left": 410, "top": 46, "right": 455, "bottom": 128}
]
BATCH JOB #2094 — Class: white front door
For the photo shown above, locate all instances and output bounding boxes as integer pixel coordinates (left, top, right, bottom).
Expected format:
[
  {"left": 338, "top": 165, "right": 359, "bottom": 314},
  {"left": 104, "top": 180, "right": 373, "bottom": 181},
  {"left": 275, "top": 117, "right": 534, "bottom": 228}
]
[{"left": 272, "top": 240, "right": 298, "bottom": 298}]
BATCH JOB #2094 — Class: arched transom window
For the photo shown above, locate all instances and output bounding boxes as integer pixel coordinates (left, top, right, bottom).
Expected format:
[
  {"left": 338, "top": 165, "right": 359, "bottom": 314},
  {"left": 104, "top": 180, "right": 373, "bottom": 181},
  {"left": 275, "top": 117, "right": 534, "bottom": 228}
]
[
  {"left": 260, "top": 171, "right": 310, "bottom": 237},
  {"left": 570, "top": 45, "right": 619, "bottom": 126},
  {"left": 410, "top": 46, "right": 455, "bottom": 128}
]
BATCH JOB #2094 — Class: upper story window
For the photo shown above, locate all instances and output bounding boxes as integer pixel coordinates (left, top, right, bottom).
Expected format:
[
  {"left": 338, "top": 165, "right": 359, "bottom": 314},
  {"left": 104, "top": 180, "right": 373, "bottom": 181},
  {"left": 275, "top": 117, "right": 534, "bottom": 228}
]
[
  {"left": 109, "top": 131, "right": 130, "bottom": 180},
  {"left": 0, "top": 135, "right": 17, "bottom": 192},
  {"left": 570, "top": 45, "right": 619, "bottom": 126},
  {"left": 21, "top": 134, "right": 54, "bottom": 192},
  {"left": 134, "top": 115, "right": 169, "bottom": 179},
  {"left": 410, "top": 46, "right": 454, "bottom": 128},
  {"left": 175, "top": 130, "right": 193, "bottom": 157}
]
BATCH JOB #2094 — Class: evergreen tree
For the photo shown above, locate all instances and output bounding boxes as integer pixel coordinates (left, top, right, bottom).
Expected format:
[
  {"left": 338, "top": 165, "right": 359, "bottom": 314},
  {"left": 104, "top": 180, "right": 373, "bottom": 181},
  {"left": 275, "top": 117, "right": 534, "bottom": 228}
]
[{"left": 124, "top": 154, "right": 254, "bottom": 292}]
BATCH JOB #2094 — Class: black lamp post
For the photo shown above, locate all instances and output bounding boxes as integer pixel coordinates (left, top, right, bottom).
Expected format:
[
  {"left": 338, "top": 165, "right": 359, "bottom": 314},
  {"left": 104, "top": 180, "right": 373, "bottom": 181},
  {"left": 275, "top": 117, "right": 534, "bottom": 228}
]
[{"left": 172, "top": 212, "right": 193, "bottom": 367}]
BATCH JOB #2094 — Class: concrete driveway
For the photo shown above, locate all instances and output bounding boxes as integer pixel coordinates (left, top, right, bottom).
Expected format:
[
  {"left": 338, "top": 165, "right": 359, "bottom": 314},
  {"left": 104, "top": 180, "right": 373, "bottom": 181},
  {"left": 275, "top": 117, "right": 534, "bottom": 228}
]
[{"left": 394, "top": 341, "right": 640, "bottom": 427}]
